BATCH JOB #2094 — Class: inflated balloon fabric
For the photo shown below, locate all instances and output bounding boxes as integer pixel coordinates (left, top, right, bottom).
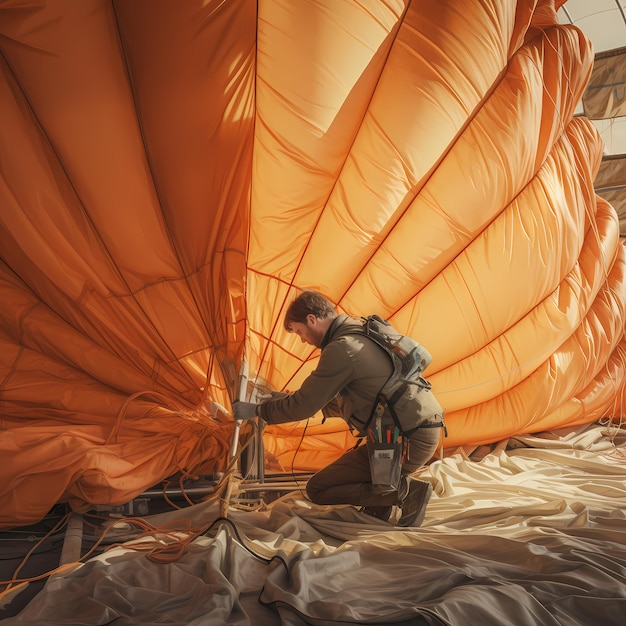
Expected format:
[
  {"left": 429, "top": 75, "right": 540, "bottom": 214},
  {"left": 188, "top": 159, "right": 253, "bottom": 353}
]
[{"left": 1, "top": 0, "right": 624, "bottom": 527}]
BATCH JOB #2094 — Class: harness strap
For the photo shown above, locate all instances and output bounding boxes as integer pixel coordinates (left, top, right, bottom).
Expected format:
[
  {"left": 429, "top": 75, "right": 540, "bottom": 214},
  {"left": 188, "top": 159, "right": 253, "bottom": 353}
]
[
  {"left": 342, "top": 318, "right": 444, "bottom": 439},
  {"left": 386, "top": 375, "right": 431, "bottom": 408},
  {"left": 403, "top": 419, "right": 448, "bottom": 438}
]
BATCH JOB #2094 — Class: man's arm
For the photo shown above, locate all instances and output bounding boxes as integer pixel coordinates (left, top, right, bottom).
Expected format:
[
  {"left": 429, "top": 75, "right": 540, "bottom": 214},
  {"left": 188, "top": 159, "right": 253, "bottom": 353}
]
[{"left": 257, "top": 340, "right": 355, "bottom": 424}]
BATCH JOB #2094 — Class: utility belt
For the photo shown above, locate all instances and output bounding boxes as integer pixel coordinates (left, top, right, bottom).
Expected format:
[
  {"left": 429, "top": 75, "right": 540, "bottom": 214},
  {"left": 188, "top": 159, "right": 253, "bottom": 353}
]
[
  {"left": 361, "top": 397, "right": 447, "bottom": 494},
  {"left": 349, "top": 401, "right": 448, "bottom": 441}
]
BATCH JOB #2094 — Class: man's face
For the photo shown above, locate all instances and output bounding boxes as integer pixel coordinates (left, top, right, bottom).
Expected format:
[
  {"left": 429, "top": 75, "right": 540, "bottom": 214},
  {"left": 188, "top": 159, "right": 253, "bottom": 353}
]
[{"left": 289, "top": 315, "right": 326, "bottom": 348}]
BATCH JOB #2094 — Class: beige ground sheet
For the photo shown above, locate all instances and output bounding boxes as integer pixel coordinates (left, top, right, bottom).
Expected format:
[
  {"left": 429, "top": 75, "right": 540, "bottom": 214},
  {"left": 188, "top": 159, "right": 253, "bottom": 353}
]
[{"left": 3, "top": 423, "right": 625, "bottom": 625}]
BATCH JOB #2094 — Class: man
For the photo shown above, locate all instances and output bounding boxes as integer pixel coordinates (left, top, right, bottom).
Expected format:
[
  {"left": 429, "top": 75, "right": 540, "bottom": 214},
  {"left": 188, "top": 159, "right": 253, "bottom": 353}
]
[{"left": 233, "top": 290, "right": 445, "bottom": 526}]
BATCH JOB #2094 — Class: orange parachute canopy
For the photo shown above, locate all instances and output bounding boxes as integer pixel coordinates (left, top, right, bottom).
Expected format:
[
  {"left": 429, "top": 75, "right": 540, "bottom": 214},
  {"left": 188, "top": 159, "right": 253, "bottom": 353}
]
[{"left": 1, "top": 0, "right": 625, "bottom": 528}]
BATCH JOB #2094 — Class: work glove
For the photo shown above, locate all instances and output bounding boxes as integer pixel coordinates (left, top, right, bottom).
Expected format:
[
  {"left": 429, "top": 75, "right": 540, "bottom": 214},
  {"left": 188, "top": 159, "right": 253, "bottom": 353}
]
[{"left": 232, "top": 401, "right": 258, "bottom": 421}]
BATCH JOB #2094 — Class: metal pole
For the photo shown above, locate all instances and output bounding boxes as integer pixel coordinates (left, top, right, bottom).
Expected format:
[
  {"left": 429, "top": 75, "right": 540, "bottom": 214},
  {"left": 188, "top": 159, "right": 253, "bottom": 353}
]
[
  {"left": 219, "top": 359, "right": 249, "bottom": 518},
  {"left": 59, "top": 513, "right": 83, "bottom": 565}
]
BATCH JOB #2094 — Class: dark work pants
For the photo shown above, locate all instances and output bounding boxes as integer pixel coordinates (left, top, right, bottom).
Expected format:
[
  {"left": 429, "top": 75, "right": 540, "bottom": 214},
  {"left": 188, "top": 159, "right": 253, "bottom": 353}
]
[{"left": 306, "top": 427, "right": 441, "bottom": 508}]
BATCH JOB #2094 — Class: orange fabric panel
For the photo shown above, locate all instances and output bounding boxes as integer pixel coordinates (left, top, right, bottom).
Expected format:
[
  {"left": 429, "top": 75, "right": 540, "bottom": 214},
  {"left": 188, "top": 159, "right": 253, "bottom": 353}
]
[{"left": 0, "top": 0, "right": 251, "bottom": 527}]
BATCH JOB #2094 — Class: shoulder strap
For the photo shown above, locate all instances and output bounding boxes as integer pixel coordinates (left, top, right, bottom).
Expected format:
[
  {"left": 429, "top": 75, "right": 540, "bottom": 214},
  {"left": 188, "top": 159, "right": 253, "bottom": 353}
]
[
  {"left": 341, "top": 315, "right": 431, "bottom": 395},
  {"left": 340, "top": 315, "right": 433, "bottom": 434}
]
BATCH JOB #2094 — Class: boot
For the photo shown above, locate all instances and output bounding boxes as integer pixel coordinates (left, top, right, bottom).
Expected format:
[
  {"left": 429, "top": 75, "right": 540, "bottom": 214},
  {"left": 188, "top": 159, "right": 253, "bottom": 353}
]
[
  {"left": 396, "top": 476, "right": 432, "bottom": 527},
  {"left": 360, "top": 505, "right": 392, "bottom": 522}
]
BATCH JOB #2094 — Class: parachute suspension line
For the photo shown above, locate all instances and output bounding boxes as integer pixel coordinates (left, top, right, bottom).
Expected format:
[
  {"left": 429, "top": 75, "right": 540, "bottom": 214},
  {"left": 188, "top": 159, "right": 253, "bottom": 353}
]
[
  {"left": 0, "top": 510, "right": 72, "bottom": 598},
  {"left": 240, "top": 0, "right": 261, "bottom": 397},
  {"left": 104, "top": 390, "right": 191, "bottom": 445},
  {"left": 289, "top": 418, "right": 311, "bottom": 499}
]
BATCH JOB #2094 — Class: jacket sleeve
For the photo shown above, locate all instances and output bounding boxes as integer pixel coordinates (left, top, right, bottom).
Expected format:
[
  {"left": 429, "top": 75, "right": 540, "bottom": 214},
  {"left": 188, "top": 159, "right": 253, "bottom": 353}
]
[{"left": 258, "top": 340, "right": 356, "bottom": 425}]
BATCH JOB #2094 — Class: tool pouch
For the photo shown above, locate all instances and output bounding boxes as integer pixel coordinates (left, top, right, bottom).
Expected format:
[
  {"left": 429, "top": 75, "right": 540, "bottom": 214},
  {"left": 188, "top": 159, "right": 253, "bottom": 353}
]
[{"left": 367, "top": 439, "right": 402, "bottom": 493}]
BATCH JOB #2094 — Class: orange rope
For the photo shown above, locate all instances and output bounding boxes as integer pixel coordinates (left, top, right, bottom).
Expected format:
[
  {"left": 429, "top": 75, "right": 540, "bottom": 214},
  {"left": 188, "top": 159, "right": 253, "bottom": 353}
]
[
  {"left": 1, "top": 511, "right": 72, "bottom": 593},
  {"left": 0, "top": 416, "right": 257, "bottom": 596}
]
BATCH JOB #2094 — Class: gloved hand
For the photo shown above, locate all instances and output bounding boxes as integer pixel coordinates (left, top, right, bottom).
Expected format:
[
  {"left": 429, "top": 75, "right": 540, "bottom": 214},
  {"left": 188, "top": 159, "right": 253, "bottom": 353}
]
[{"left": 232, "top": 401, "right": 258, "bottom": 421}]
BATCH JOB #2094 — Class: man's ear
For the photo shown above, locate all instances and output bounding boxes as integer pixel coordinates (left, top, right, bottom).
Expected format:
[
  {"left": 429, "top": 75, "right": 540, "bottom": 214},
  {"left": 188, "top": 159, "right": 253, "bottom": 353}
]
[{"left": 306, "top": 313, "right": 317, "bottom": 326}]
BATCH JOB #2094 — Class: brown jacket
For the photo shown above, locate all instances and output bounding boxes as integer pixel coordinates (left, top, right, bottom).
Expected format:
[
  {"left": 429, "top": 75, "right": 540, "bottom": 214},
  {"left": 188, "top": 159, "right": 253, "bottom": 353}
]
[{"left": 258, "top": 314, "right": 444, "bottom": 435}]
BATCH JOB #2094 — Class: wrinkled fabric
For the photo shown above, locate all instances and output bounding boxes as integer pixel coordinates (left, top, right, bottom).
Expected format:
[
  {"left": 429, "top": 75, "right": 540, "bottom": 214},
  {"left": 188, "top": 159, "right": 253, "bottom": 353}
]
[
  {"left": 3, "top": 424, "right": 625, "bottom": 625},
  {"left": 1, "top": 0, "right": 625, "bottom": 530}
]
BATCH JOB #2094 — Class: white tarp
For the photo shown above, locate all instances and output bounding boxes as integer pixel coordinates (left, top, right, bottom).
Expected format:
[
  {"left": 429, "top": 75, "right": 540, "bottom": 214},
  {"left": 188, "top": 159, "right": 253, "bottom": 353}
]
[{"left": 2, "top": 423, "right": 625, "bottom": 625}]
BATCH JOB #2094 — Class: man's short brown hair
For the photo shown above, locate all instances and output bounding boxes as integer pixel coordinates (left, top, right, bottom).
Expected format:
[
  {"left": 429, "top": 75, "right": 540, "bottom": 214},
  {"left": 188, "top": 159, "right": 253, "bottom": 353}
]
[{"left": 284, "top": 290, "right": 337, "bottom": 331}]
